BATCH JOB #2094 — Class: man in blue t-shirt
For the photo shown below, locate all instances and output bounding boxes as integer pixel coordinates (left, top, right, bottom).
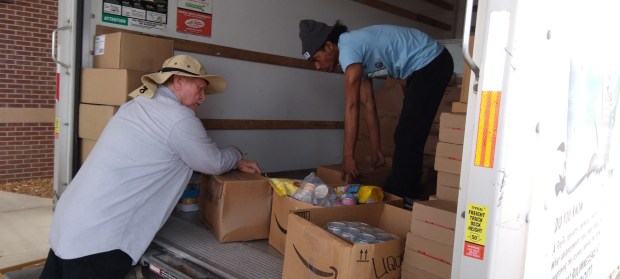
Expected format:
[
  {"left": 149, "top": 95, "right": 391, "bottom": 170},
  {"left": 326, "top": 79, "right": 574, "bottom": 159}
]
[{"left": 298, "top": 19, "right": 454, "bottom": 207}]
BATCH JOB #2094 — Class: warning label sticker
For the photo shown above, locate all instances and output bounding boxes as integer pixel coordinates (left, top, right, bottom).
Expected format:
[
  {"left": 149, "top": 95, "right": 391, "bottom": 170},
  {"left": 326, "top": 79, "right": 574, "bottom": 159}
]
[{"left": 464, "top": 203, "right": 488, "bottom": 260}]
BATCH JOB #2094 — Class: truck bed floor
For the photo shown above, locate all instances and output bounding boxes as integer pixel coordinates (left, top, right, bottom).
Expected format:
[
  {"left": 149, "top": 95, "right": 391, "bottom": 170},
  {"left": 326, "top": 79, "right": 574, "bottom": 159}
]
[{"left": 144, "top": 213, "right": 283, "bottom": 279}]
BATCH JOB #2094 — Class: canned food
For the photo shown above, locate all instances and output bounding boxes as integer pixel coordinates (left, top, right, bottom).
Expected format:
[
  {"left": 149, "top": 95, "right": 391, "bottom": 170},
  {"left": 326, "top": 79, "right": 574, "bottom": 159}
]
[
  {"left": 325, "top": 222, "right": 346, "bottom": 234},
  {"left": 374, "top": 232, "right": 398, "bottom": 242},
  {"left": 370, "top": 227, "right": 386, "bottom": 234},
  {"left": 342, "top": 221, "right": 359, "bottom": 228},
  {"left": 340, "top": 227, "right": 360, "bottom": 241},
  {"left": 358, "top": 227, "right": 375, "bottom": 234},
  {"left": 355, "top": 222, "right": 371, "bottom": 227},
  {"left": 354, "top": 233, "right": 377, "bottom": 244}
]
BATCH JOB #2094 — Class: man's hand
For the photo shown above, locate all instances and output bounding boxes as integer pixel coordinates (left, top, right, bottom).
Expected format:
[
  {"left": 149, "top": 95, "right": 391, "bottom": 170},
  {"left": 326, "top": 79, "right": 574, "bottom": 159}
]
[
  {"left": 342, "top": 156, "right": 359, "bottom": 183},
  {"left": 236, "top": 159, "right": 261, "bottom": 174}
]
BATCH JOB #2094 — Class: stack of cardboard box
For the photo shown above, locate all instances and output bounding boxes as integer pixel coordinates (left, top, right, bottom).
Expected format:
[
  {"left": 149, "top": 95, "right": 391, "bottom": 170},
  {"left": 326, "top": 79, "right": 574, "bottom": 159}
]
[
  {"left": 402, "top": 200, "right": 457, "bottom": 278},
  {"left": 434, "top": 111, "right": 465, "bottom": 202},
  {"left": 78, "top": 32, "right": 173, "bottom": 163},
  {"left": 431, "top": 37, "right": 474, "bottom": 202}
]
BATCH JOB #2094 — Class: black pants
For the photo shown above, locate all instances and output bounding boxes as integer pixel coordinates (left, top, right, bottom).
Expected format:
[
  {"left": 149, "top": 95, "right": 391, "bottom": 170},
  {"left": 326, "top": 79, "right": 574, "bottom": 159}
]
[
  {"left": 384, "top": 48, "right": 454, "bottom": 200},
  {"left": 39, "top": 249, "right": 132, "bottom": 279}
]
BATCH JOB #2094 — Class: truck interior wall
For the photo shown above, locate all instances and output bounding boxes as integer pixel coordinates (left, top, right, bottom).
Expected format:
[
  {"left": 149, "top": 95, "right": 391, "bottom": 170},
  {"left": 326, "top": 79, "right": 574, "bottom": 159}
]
[{"left": 82, "top": 0, "right": 464, "bottom": 172}]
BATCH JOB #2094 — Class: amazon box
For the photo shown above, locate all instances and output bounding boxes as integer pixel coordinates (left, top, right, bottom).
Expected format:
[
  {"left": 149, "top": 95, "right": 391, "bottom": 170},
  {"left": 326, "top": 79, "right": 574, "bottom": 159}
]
[
  {"left": 78, "top": 103, "right": 118, "bottom": 140},
  {"left": 94, "top": 32, "right": 173, "bottom": 72},
  {"left": 81, "top": 68, "right": 147, "bottom": 106},
  {"left": 316, "top": 162, "right": 391, "bottom": 187},
  {"left": 269, "top": 190, "right": 403, "bottom": 254},
  {"left": 282, "top": 203, "right": 411, "bottom": 279},
  {"left": 200, "top": 172, "right": 273, "bottom": 243}
]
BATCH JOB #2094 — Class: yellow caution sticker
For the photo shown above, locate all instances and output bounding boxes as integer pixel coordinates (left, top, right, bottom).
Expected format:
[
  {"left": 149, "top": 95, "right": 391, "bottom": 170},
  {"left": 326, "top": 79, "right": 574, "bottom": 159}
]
[
  {"left": 464, "top": 203, "right": 488, "bottom": 260},
  {"left": 55, "top": 117, "right": 59, "bottom": 140}
]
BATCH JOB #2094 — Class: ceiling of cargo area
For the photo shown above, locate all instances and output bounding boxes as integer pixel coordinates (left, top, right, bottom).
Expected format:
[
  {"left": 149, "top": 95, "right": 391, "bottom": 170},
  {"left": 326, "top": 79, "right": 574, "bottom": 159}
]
[{"left": 91, "top": 0, "right": 475, "bottom": 59}]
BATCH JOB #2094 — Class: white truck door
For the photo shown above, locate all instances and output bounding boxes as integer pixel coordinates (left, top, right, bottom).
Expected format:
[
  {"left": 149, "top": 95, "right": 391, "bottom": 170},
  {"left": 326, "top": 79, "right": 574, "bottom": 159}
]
[
  {"left": 52, "top": 0, "right": 82, "bottom": 202},
  {"left": 453, "top": 0, "right": 620, "bottom": 278}
]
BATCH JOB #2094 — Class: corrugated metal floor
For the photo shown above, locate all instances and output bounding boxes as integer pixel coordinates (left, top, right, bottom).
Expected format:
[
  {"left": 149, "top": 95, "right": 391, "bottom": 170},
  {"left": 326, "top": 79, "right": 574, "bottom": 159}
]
[{"left": 149, "top": 210, "right": 284, "bottom": 279}]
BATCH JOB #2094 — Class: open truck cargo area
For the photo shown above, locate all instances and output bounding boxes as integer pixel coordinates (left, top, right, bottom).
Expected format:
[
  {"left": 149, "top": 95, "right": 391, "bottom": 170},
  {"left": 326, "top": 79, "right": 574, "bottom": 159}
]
[{"left": 23, "top": 0, "right": 619, "bottom": 278}]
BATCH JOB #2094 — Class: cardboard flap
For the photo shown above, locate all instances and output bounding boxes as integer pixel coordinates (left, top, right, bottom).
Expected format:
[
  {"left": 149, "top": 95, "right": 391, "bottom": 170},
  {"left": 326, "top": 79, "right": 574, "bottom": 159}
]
[
  {"left": 378, "top": 204, "right": 412, "bottom": 239},
  {"left": 294, "top": 203, "right": 383, "bottom": 229}
]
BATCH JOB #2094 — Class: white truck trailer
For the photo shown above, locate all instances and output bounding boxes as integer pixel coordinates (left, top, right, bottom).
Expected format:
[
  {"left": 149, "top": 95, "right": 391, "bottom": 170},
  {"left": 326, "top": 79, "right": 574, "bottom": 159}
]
[{"left": 43, "top": 0, "right": 620, "bottom": 278}]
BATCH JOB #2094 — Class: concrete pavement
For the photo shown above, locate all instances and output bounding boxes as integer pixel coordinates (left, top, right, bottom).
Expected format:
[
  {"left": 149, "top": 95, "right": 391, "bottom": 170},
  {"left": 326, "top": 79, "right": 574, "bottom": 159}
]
[{"left": 0, "top": 191, "right": 52, "bottom": 270}]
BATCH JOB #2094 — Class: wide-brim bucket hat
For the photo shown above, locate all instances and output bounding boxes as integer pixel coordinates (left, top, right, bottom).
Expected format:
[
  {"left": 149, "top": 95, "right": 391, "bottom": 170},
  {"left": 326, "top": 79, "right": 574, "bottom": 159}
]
[{"left": 129, "top": 54, "right": 227, "bottom": 99}]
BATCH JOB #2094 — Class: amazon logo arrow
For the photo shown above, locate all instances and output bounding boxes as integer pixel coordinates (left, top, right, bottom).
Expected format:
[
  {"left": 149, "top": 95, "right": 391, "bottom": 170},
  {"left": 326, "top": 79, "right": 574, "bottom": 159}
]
[
  {"left": 293, "top": 244, "right": 338, "bottom": 278},
  {"left": 275, "top": 215, "right": 287, "bottom": 234}
]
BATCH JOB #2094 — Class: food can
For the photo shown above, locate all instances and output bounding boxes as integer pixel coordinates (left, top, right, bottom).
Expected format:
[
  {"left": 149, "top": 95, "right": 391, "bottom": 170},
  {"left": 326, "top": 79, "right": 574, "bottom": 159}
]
[
  {"left": 325, "top": 221, "right": 346, "bottom": 234},
  {"left": 340, "top": 227, "right": 360, "bottom": 241},
  {"left": 374, "top": 232, "right": 398, "bottom": 242},
  {"left": 354, "top": 233, "right": 377, "bottom": 244}
]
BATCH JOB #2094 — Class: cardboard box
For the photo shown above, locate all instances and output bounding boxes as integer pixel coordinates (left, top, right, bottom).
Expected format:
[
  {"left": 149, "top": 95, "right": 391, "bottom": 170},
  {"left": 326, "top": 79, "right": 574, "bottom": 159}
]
[
  {"left": 436, "top": 185, "right": 459, "bottom": 202},
  {"left": 401, "top": 265, "right": 444, "bottom": 279},
  {"left": 316, "top": 162, "right": 391, "bottom": 187},
  {"left": 434, "top": 142, "right": 463, "bottom": 175},
  {"left": 452, "top": 101, "right": 468, "bottom": 113},
  {"left": 403, "top": 249, "right": 452, "bottom": 279},
  {"left": 434, "top": 157, "right": 461, "bottom": 175},
  {"left": 406, "top": 232, "right": 453, "bottom": 264},
  {"left": 282, "top": 203, "right": 411, "bottom": 279},
  {"left": 437, "top": 171, "right": 460, "bottom": 189},
  {"left": 436, "top": 142, "right": 463, "bottom": 160},
  {"left": 268, "top": 190, "right": 403, "bottom": 254},
  {"left": 78, "top": 103, "right": 118, "bottom": 140},
  {"left": 199, "top": 172, "right": 273, "bottom": 243},
  {"left": 442, "top": 87, "right": 461, "bottom": 102},
  {"left": 81, "top": 68, "right": 147, "bottom": 106},
  {"left": 411, "top": 200, "right": 457, "bottom": 232},
  {"left": 439, "top": 112, "right": 466, "bottom": 144},
  {"left": 80, "top": 139, "right": 97, "bottom": 164},
  {"left": 94, "top": 32, "right": 174, "bottom": 72},
  {"left": 433, "top": 101, "right": 453, "bottom": 124},
  {"left": 410, "top": 219, "right": 455, "bottom": 247}
]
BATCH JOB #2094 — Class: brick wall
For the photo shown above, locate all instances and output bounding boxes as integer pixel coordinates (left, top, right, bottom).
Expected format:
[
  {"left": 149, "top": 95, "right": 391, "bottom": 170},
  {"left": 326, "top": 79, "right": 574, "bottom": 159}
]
[{"left": 0, "top": 1, "right": 58, "bottom": 184}]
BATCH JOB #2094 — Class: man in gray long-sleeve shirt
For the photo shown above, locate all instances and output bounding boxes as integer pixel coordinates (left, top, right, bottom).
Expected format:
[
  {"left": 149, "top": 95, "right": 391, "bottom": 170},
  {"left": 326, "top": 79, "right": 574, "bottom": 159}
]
[{"left": 40, "top": 55, "right": 261, "bottom": 279}]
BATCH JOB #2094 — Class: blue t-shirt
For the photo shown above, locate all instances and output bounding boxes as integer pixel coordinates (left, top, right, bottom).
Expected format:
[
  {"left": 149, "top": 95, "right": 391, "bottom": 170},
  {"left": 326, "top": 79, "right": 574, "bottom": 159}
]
[{"left": 338, "top": 25, "right": 444, "bottom": 79}]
